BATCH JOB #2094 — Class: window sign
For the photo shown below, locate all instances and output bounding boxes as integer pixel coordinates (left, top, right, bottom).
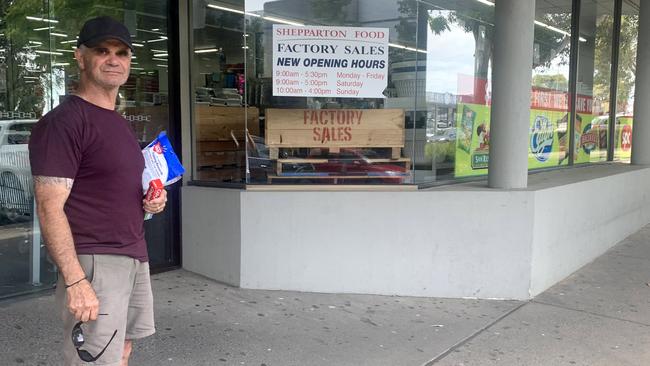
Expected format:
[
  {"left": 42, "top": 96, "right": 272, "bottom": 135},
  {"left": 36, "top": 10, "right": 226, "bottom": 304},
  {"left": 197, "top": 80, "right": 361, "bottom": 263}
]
[{"left": 272, "top": 25, "right": 389, "bottom": 98}]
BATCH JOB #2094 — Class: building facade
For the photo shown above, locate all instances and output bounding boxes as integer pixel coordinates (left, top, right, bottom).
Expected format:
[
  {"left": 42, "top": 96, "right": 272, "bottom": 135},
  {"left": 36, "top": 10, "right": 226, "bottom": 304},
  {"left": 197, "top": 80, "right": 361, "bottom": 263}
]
[{"left": 0, "top": 0, "right": 648, "bottom": 300}]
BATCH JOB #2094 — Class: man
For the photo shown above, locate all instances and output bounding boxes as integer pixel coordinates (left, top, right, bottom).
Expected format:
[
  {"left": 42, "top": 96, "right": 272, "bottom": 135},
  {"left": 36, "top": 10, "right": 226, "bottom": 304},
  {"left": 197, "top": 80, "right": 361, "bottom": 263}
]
[{"left": 28, "top": 16, "right": 167, "bottom": 366}]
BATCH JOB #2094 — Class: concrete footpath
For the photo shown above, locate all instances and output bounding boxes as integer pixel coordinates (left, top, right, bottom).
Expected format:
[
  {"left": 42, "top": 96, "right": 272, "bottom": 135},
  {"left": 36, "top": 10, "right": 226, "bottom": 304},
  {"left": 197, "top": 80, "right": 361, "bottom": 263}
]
[{"left": 3, "top": 226, "right": 650, "bottom": 366}]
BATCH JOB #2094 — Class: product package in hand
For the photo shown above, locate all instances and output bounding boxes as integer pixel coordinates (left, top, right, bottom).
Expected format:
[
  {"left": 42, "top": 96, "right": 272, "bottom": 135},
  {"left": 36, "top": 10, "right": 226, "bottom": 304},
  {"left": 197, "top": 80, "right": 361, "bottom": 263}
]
[{"left": 142, "top": 131, "right": 185, "bottom": 219}]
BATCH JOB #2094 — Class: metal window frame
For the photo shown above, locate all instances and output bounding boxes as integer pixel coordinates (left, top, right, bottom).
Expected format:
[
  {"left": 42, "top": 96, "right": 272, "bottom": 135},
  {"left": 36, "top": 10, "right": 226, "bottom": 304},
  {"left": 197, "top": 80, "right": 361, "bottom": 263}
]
[
  {"left": 568, "top": 0, "right": 581, "bottom": 165},
  {"left": 608, "top": 0, "right": 624, "bottom": 161}
]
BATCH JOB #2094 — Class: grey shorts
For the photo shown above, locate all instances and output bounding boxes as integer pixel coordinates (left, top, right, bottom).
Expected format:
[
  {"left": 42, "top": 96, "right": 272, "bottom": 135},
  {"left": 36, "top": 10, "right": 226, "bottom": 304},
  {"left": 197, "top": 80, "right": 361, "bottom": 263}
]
[{"left": 55, "top": 254, "right": 155, "bottom": 366}]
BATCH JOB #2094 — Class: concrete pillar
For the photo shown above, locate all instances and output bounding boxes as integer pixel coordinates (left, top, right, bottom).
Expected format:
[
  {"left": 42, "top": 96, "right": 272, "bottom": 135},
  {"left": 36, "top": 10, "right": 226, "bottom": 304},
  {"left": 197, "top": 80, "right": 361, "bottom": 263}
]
[
  {"left": 631, "top": 0, "right": 650, "bottom": 165},
  {"left": 487, "top": 0, "right": 536, "bottom": 188}
]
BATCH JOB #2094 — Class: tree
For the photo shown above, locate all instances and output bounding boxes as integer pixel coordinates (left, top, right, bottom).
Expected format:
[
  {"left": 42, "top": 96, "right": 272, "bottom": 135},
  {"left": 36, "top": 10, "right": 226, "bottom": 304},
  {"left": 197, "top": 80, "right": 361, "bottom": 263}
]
[
  {"left": 532, "top": 74, "right": 569, "bottom": 91},
  {"left": 397, "top": 0, "right": 570, "bottom": 104}
]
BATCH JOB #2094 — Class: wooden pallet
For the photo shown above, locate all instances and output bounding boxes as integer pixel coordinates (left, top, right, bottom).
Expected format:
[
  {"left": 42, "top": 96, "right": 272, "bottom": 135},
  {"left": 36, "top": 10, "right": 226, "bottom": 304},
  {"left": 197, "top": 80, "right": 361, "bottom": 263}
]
[
  {"left": 264, "top": 108, "right": 410, "bottom": 184},
  {"left": 267, "top": 174, "right": 411, "bottom": 184},
  {"left": 270, "top": 156, "right": 411, "bottom": 184},
  {"left": 269, "top": 146, "right": 402, "bottom": 160},
  {"left": 275, "top": 157, "right": 411, "bottom": 175}
]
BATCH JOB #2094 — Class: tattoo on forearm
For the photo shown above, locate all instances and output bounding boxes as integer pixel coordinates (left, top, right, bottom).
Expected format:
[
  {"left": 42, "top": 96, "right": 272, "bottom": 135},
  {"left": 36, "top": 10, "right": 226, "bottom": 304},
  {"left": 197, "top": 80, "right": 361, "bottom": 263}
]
[{"left": 33, "top": 176, "right": 74, "bottom": 190}]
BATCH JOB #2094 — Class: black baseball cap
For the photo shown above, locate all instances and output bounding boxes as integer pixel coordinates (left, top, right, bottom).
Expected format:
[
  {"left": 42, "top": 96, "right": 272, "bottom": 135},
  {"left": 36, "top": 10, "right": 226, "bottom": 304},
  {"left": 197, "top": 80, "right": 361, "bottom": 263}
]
[{"left": 77, "top": 16, "right": 133, "bottom": 50}]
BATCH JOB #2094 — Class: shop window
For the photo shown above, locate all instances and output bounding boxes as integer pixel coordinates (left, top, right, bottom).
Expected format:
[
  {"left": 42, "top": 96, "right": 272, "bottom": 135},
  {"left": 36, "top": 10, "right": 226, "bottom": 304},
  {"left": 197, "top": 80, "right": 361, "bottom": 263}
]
[
  {"left": 417, "top": 0, "right": 495, "bottom": 182},
  {"left": 573, "top": 0, "right": 617, "bottom": 164},
  {"left": 191, "top": 0, "right": 247, "bottom": 183},
  {"left": 0, "top": 0, "right": 173, "bottom": 298},
  {"left": 243, "top": 0, "right": 419, "bottom": 185},
  {"left": 614, "top": 0, "right": 639, "bottom": 163}
]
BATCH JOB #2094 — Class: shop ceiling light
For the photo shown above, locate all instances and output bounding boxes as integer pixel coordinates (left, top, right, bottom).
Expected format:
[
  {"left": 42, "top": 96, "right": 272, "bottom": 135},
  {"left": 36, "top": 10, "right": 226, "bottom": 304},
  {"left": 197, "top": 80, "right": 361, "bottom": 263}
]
[
  {"left": 194, "top": 48, "right": 219, "bottom": 54},
  {"left": 152, "top": 58, "right": 167, "bottom": 62},
  {"left": 55, "top": 49, "right": 74, "bottom": 53},
  {"left": 147, "top": 36, "right": 168, "bottom": 43},
  {"left": 34, "top": 26, "right": 54, "bottom": 31},
  {"left": 207, "top": 4, "right": 246, "bottom": 15},
  {"left": 153, "top": 53, "right": 168, "bottom": 57},
  {"left": 51, "top": 32, "right": 68, "bottom": 37},
  {"left": 156, "top": 64, "right": 168, "bottom": 68},
  {"left": 132, "top": 43, "right": 145, "bottom": 47},
  {"left": 132, "top": 67, "right": 145, "bottom": 70},
  {"left": 28, "top": 40, "right": 43, "bottom": 45},
  {"left": 475, "top": 0, "right": 495, "bottom": 6},
  {"left": 262, "top": 16, "right": 303, "bottom": 26},
  {"left": 388, "top": 42, "right": 427, "bottom": 54},
  {"left": 52, "top": 62, "right": 69, "bottom": 66},
  {"left": 35, "top": 50, "right": 63, "bottom": 55},
  {"left": 60, "top": 39, "right": 77, "bottom": 44},
  {"left": 26, "top": 16, "right": 59, "bottom": 23},
  {"left": 137, "top": 28, "right": 165, "bottom": 35},
  {"left": 533, "top": 20, "right": 587, "bottom": 42}
]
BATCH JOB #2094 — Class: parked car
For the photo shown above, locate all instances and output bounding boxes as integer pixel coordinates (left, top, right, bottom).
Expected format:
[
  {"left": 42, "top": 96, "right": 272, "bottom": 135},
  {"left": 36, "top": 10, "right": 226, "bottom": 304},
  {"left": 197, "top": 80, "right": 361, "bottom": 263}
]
[
  {"left": 0, "top": 120, "right": 37, "bottom": 222},
  {"left": 428, "top": 128, "right": 457, "bottom": 143}
]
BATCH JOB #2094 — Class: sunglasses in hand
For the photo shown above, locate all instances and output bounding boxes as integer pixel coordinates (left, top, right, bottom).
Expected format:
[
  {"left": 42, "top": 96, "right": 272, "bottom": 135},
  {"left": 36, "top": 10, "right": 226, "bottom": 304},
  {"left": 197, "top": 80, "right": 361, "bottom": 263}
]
[{"left": 71, "top": 314, "right": 118, "bottom": 362}]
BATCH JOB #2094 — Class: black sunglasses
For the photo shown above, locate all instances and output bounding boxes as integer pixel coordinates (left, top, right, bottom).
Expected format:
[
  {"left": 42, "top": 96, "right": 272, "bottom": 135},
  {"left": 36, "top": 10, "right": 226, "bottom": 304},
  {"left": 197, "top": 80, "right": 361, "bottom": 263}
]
[{"left": 71, "top": 314, "right": 118, "bottom": 362}]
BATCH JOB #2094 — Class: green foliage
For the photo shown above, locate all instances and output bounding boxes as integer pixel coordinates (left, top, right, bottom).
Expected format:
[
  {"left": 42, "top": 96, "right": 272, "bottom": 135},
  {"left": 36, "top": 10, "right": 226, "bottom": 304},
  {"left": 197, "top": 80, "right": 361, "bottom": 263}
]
[
  {"left": 310, "top": 0, "right": 353, "bottom": 25},
  {"left": 532, "top": 74, "right": 569, "bottom": 91},
  {"left": 425, "top": 140, "right": 456, "bottom": 163}
]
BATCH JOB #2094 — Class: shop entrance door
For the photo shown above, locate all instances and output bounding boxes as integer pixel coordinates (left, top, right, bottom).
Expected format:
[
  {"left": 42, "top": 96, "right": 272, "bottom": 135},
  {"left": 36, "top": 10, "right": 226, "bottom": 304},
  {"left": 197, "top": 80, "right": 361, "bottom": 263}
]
[{"left": 0, "top": 0, "right": 180, "bottom": 298}]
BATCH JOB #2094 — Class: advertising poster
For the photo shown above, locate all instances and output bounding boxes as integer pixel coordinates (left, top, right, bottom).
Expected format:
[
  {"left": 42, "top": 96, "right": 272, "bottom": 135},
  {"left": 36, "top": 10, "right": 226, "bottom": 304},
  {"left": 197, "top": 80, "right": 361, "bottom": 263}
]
[
  {"left": 454, "top": 103, "right": 491, "bottom": 177},
  {"left": 272, "top": 25, "right": 389, "bottom": 98},
  {"left": 454, "top": 105, "right": 584, "bottom": 178},
  {"left": 453, "top": 87, "right": 616, "bottom": 177},
  {"left": 615, "top": 117, "right": 633, "bottom": 161},
  {"left": 528, "top": 110, "right": 566, "bottom": 169},
  {"left": 573, "top": 113, "right": 601, "bottom": 164}
]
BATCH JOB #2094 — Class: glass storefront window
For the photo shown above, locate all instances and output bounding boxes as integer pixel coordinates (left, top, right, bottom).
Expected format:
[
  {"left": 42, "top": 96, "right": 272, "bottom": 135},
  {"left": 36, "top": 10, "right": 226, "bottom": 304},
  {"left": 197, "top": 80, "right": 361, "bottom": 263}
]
[
  {"left": 418, "top": 0, "right": 495, "bottom": 182},
  {"left": 614, "top": 0, "right": 639, "bottom": 162},
  {"left": 529, "top": 1, "right": 573, "bottom": 169},
  {"left": 191, "top": 0, "right": 247, "bottom": 183},
  {"left": 574, "top": 0, "right": 616, "bottom": 164},
  {"left": 188, "top": 0, "right": 640, "bottom": 187},
  {"left": 245, "top": 0, "right": 417, "bottom": 185},
  {"left": 0, "top": 1, "right": 174, "bottom": 298}
]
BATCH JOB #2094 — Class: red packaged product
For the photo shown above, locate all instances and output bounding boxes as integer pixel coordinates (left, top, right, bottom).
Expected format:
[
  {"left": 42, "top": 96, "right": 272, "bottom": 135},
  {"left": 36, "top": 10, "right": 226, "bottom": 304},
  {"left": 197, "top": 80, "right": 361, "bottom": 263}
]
[{"left": 145, "top": 178, "right": 164, "bottom": 201}]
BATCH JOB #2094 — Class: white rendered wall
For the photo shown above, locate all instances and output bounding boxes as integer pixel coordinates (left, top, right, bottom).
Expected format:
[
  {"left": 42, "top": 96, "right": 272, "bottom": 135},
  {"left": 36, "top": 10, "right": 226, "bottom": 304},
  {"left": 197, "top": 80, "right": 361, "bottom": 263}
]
[
  {"left": 182, "top": 186, "right": 241, "bottom": 286},
  {"left": 239, "top": 190, "right": 534, "bottom": 299},
  {"left": 181, "top": 165, "right": 650, "bottom": 300},
  {"left": 529, "top": 166, "right": 650, "bottom": 296}
]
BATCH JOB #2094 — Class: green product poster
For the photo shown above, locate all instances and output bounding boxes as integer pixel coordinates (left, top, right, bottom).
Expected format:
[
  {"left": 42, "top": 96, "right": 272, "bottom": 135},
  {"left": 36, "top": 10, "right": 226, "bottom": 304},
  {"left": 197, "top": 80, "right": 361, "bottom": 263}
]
[
  {"left": 454, "top": 103, "right": 491, "bottom": 177},
  {"left": 454, "top": 103, "right": 571, "bottom": 178},
  {"left": 574, "top": 113, "right": 601, "bottom": 164},
  {"left": 528, "top": 110, "right": 566, "bottom": 169}
]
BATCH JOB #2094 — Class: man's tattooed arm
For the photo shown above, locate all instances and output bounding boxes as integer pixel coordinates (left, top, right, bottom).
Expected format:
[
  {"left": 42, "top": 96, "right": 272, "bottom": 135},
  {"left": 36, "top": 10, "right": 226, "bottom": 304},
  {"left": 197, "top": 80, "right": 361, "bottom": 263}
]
[
  {"left": 33, "top": 175, "right": 83, "bottom": 285},
  {"left": 33, "top": 175, "right": 74, "bottom": 190}
]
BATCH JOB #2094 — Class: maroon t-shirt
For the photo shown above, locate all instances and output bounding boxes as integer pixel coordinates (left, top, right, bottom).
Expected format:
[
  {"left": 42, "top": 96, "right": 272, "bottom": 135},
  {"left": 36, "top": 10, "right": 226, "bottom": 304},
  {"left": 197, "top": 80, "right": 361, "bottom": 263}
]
[{"left": 29, "top": 95, "right": 148, "bottom": 261}]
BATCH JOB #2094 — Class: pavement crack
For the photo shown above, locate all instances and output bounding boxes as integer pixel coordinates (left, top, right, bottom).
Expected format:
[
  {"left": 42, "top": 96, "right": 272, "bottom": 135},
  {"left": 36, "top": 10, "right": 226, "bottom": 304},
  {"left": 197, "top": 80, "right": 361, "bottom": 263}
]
[
  {"left": 531, "top": 299, "right": 650, "bottom": 327},
  {"left": 421, "top": 301, "right": 529, "bottom": 365}
]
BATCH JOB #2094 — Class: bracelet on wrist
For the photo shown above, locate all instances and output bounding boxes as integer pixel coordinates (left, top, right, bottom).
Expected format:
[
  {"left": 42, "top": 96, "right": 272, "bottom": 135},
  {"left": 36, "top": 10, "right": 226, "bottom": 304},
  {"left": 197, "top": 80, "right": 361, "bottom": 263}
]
[{"left": 65, "top": 276, "right": 87, "bottom": 289}]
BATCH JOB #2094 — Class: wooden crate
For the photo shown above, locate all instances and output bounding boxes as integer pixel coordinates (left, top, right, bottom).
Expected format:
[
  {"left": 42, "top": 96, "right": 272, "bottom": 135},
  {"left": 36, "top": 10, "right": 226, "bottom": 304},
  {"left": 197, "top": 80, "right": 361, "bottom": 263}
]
[
  {"left": 264, "top": 108, "right": 410, "bottom": 184},
  {"left": 265, "top": 108, "right": 404, "bottom": 148},
  {"left": 195, "top": 105, "right": 259, "bottom": 142}
]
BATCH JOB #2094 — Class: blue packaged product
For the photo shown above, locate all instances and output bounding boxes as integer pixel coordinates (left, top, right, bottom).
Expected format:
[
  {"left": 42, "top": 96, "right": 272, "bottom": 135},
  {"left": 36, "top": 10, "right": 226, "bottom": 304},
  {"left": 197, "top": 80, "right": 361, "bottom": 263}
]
[{"left": 142, "top": 131, "right": 185, "bottom": 193}]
